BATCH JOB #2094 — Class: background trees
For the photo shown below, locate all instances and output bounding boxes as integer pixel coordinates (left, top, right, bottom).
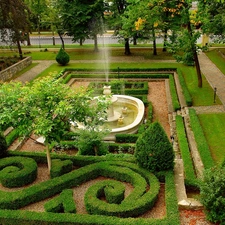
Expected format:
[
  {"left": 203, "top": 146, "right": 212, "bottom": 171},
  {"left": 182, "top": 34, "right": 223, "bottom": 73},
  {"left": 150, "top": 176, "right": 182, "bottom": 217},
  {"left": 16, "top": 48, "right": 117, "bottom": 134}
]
[
  {"left": 57, "top": 0, "right": 105, "bottom": 51},
  {"left": 0, "top": 0, "right": 30, "bottom": 59}
]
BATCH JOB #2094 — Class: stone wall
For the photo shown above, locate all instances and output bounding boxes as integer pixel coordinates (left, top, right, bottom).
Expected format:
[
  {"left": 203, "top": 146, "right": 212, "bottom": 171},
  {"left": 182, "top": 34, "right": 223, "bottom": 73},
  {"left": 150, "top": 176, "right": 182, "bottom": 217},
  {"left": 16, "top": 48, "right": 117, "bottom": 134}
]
[{"left": 0, "top": 56, "right": 32, "bottom": 82}]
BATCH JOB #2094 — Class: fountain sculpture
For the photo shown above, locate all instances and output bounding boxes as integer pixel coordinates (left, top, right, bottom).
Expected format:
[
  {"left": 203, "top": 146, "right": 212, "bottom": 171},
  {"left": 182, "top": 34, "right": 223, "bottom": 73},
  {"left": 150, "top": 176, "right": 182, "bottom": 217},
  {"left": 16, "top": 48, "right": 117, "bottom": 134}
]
[{"left": 102, "top": 85, "right": 145, "bottom": 141}]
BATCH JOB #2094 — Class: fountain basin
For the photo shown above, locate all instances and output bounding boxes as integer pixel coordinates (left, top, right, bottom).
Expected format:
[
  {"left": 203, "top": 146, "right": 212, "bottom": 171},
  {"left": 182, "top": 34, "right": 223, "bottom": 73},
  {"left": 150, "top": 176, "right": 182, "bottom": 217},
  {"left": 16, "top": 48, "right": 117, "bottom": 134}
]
[{"left": 104, "top": 95, "right": 145, "bottom": 141}]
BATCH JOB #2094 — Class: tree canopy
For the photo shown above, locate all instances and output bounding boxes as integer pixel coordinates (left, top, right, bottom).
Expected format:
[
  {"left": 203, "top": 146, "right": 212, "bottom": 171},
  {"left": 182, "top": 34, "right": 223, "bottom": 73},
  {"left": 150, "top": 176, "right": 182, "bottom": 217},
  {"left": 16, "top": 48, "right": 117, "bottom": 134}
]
[
  {"left": 0, "top": 75, "right": 109, "bottom": 170},
  {"left": 0, "top": 0, "right": 30, "bottom": 58}
]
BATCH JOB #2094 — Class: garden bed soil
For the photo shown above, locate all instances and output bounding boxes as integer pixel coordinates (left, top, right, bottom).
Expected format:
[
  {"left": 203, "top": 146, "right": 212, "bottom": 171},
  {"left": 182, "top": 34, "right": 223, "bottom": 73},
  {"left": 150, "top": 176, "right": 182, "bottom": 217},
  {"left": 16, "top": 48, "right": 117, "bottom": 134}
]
[{"left": 6, "top": 80, "right": 216, "bottom": 224}]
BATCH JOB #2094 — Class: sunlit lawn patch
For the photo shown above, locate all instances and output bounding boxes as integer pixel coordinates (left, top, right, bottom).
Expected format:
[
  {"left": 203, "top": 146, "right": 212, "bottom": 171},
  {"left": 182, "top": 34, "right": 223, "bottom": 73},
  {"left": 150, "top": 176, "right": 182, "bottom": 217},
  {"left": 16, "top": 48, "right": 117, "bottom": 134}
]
[{"left": 198, "top": 113, "right": 225, "bottom": 164}]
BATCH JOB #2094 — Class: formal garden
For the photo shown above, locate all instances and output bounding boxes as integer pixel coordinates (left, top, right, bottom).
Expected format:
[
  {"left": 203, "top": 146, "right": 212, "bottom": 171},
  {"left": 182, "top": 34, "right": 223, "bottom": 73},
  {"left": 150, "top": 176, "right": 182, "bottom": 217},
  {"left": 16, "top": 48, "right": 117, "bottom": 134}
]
[{"left": 0, "top": 45, "right": 225, "bottom": 225}]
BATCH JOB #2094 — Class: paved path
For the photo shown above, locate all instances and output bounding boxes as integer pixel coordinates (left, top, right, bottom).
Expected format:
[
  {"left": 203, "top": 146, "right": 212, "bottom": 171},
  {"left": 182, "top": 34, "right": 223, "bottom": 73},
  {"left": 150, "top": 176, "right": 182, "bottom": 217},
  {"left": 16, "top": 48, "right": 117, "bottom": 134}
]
[
  {"left": 198, "top": 52, "right": 225, "bottom": 108},
  {"left": 15, "top": 60, "right": 54, "bottom": 83}
]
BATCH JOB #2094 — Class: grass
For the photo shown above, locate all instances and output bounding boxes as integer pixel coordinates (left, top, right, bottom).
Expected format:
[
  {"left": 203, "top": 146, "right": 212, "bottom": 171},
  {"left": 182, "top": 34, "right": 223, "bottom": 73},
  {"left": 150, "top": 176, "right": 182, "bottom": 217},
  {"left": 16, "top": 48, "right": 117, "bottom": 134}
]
[
  {"left": 1, "top": 46, "right": 174, "bottom": 60},
  {"left": 198, "top": 113, "right": 225, "bottom": 165},
  {"left": 205, "top": 49, "right": 225, "bottom": 75},
  {"left": 0, "top": 46, "right": 222, "bottom": 106},
  {"left": 34, "top": 62, "right": 179, "bottom": 81},
  {"left": 178, "top": 64, "right": 222, "bottom": 106}
]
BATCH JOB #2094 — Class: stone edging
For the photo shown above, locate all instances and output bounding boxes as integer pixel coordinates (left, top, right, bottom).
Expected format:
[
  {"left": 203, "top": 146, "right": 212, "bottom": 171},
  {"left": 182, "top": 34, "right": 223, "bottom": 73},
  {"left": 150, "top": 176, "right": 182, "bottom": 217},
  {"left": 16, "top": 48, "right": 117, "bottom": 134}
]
[{"left": 0, "top": 56, "right": 32, "bottom": 82}]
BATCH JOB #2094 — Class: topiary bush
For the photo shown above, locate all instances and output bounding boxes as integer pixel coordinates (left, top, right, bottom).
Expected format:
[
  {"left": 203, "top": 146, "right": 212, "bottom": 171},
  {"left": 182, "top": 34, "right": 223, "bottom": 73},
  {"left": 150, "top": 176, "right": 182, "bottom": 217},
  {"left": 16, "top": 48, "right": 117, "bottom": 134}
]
[
  {"left": 135, "top": 121, "right": 174, "bottom": 172},
  {"left": 0, "top": 133, "right": 7, "bottom": 158},
  {"left": 56, "top": 48, "right": 70, "bottom": 66}
]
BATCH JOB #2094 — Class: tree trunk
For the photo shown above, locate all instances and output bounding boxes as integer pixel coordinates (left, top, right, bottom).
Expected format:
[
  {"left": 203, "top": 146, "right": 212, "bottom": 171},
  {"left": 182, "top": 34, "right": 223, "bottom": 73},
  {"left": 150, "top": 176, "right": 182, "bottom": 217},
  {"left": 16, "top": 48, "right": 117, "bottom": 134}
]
[
  {"left": 133, "top": 34, "right": 137, "bottom": 45},
  {"left": 27, "top": 32, "right": 31, "bottom": 46},
  {"left": 94, "top": 146, "right": 98, "bottom": 156},
  {"left": 94, "top": 34, "right": 98, "bottom": 52},
  {"left": 163, "top": 28, "right": 168, "bottom": 52},
  {"left": 58, "top": 33, "right": 65, "bottom": 49},
  {"left": 46, "top": 144, "right": 52, "bottom": 173},
  {"left": 152, "top": 28, "right": 157, "bottom": 56},
  {"left": 187, "top": 21, "right": 202, "bottom": 88},
  {"left": 79, "top": 38, "right": 83, "bottom": 46},
  {"left": 16, "top": 40, "right": 23, "bottom": 60},
  {"left": 124, "top": 38, "right": 131, "bottom": 55},
  {"left": 52, "top": 31, "right": 55, "bottom": 46}
]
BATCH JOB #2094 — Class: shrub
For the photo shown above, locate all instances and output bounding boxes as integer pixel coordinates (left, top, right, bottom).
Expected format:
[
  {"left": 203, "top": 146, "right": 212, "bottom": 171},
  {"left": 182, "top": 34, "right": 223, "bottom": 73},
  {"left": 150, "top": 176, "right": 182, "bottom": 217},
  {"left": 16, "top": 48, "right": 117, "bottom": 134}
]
[
  {"left": 76, "top": 129, "right": 109, "bottom": 156},
  {"left": 135, "top": 122, "right": 174, "bottom": 172},
  {"left": 50, "top": 159, "right": 73, "bottom": 178},
  {"left": 0, "top": 133, "right": 7, "bottom": 158},
  {"left": 200, "top": 166, "right": 225, "bottom": 223},
  {"left": 56, "top": 48, "right": 70, "bottom": 66}
]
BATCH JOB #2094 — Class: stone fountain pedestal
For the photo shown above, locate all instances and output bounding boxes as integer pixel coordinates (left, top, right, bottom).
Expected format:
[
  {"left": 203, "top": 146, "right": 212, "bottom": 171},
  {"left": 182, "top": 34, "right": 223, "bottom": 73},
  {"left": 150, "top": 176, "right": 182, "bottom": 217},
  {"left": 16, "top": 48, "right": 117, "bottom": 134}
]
[{"left": 103, "top": 85, "right": 121, "bottom": 122}]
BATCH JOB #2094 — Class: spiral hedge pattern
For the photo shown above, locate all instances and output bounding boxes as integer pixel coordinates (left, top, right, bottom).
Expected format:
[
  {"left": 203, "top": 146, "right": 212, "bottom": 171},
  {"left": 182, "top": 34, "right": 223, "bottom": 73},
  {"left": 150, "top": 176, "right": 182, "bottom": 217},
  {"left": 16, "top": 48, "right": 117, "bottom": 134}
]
[{"left": 0, "top": 155, "right": 179, "bottom": 224}]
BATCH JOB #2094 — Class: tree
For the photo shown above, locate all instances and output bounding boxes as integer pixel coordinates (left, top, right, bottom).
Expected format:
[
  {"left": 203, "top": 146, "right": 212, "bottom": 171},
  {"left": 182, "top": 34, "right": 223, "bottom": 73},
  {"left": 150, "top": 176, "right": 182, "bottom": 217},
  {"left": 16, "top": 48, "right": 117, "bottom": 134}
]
[
  {"left": 197, "top": 0, "right": 225, "bottom": 43},
  {"left": 0, "top": 76, "right": 109, "bottom": 172},
  {"left": 135, "top": 121, "right": 174, "bottom": 172},
  {"left": 106, "top": 0, "right": 132, "bottom": 55},
  {"left": 0, "top": 0, "right": 30, "bottom": 59},
  {"left": 200, "top": 165, "right": 225, "bottom": 223},
  {"left": 57, "top": 0, "right": 105, "bottom": 51},
  {"left": 165, "top": 0, "right": 203, "bottom": 87}
]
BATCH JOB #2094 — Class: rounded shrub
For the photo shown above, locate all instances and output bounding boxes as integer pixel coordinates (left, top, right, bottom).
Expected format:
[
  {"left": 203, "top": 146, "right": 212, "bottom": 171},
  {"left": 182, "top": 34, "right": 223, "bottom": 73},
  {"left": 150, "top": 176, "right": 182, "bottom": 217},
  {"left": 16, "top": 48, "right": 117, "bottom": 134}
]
[
  {"left": 135, "top": 121, "right": 174, "bottom": 172},
  {"left": 200, "top": 166, "right": 225, "bottom": 224},
  {"left": 56, "top": 48, "right": 70, "bottom": 66},
  {"left": 0, "top": 133, "right": 7, "bottom": 158}
]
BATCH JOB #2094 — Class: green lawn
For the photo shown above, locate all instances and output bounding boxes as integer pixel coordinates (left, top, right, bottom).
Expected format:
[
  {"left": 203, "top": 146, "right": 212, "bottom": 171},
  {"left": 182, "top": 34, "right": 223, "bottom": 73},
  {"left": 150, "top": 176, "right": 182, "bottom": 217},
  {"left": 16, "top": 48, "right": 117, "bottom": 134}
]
[
  {"left": 178, "top": 64, "right": 222, "bottom": 106},
  {"left": 205, "top": 49, "right": 225, "bottom": 75},
  {"left": 198, "top": 113, "right": 225, "bottom": 164},
  {"left": 1, "top": 46, "right": 221, "bottom": 106},
  {"left": 35, "top": 62, "right": 179, "bottom": 80}
]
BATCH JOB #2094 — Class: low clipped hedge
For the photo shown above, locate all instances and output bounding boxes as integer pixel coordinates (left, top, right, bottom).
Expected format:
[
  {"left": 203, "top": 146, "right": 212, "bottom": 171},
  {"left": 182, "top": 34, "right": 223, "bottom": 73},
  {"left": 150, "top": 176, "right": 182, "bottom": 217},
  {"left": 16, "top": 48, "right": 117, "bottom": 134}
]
[
  {"left": 89, "top": 81, "right": 148, "bottom": 96},
  {"left": 169, "top": 75, "right": 181, "bottom": 111},
  {"left": 0, "top": 156, "right": 37, "bottom": 188},
  {"left": 5, "top": 128, "right": 20, "bottom": 147},
  {"left": 115, "top": 134, "right": 139, "bottom": 143},
  {"left": 176, "top": 115, "right": 198, "bottom": 189},
  {"left": 176, "top": 68, "right": 192, "bottom": 106},
  {"left": 0, "top": 151, "right": 179, "bottom": 225},
  {"left": 108, "top": 143, "right": 135, "bottom": 154},
  {"left": 44, "top": 189, "right": 76, "bottom": 213},
  {"left": 189, "top": 108, "right": 214, "bottom": 169},
  {"left": 50, "top": 159, "right": 73, "bottom": 178},
  {"left": 84, "top": 161, "right": 160, "bottom": 217}
]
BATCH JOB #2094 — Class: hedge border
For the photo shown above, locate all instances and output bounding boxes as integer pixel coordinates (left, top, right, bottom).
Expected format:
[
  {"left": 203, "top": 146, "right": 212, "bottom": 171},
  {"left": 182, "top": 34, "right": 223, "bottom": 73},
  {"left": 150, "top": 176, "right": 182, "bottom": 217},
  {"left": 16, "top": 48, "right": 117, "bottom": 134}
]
[
  {"left": 188, "top": 108, "right": 214, "bottom": 169},
  {"left": 0, "top": 152, "right": 179, "bottom": 225},
  {"left": 176, "top": 115, "right": 198, "bottom": 188}
]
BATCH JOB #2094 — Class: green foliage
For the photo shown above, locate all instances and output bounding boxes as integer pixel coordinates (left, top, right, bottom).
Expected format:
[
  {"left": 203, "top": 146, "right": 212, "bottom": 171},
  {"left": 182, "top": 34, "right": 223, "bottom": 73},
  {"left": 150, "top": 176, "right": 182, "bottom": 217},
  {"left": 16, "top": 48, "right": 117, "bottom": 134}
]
[
  {"left": 176, "top": 68, "right": 192, "bottom": 106},
  {"left": 198, "top": 113, "right": 225, "bottom": 164},
  {"left": 0, "top": 156, "right": 37, "bottom": 188},
  {"left": 56, "top": 48, "right": 70, "bottom": 66},
  {"left": 189, "top": 108, "right": 214, "bottom": 169},
  {"left": 44, "top": 189, "right": 76, "bottom": 213},
  {"left": 115, "top": 134, "right": 139, "bottom": 143},
  {"left": 108, "top": 143, "right": 135, "bottom": 154},
  {"left": 169, "top": 75, "right": 181, "bottom": 111},
  {"left": 0, "top": 133, "right": 7, "bottom": 158},
  {"left": 0, "top": 151, "right": 179, "bottom": 225},
  {"left": 176, "top": 115, "right": 198, "bottom": 188},
  {"left": 200, "top": 166, "right": 225, "bottom": 223},
  {"left": 76, "top": 129, "right": 109, "bottom": 156},
  {"left": 135, "top": 122, "right": 174, "bottom": 172},
  {"left": 50, "top": 159, "right": 73, "bottom": 178}
]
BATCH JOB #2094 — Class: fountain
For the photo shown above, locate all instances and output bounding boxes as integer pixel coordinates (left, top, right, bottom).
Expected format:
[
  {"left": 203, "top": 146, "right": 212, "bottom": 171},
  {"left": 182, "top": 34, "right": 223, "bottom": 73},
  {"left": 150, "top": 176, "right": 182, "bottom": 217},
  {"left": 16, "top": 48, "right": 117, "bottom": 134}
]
[{"left": 102, "top": 85, "right": 145, "bottom": 141}]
